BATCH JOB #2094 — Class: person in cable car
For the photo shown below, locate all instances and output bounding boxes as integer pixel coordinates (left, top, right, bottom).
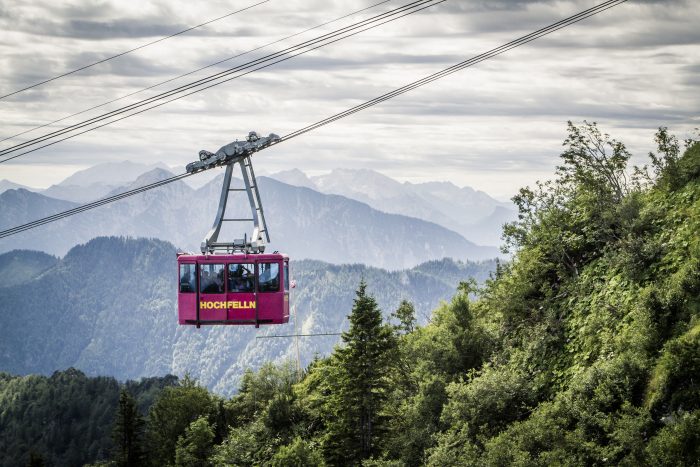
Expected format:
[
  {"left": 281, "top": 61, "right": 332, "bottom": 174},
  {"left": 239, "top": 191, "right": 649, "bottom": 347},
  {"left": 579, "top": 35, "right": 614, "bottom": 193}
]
[{"left": 229, "top": 264, "right": 254, "bottom": 292}]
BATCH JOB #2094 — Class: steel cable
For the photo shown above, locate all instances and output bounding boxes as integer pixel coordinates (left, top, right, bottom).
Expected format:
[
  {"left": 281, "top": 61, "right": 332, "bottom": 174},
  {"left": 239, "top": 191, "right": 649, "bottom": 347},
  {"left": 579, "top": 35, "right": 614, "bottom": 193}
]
[
  {"left": 0, "top": 0, "right": 391, "bottom": 145},
  {"left": 0, "top": 0, "right": 439, "bottom": 162},
  {"left": 0, "top": 0, "right": 628, "bottom": 239}
]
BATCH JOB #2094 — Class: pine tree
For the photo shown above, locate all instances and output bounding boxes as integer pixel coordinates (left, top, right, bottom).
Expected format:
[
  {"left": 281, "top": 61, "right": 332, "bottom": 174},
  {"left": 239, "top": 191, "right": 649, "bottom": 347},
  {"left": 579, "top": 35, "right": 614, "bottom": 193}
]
[
  {"left": 112, "top": 389, "right": 145, "bottom": 467},
  {"left": 391, "top": 299, "right": 416, "bottom": 335},
  {"left": 324, "top": 280, "right": 395, "bottom": 465}
]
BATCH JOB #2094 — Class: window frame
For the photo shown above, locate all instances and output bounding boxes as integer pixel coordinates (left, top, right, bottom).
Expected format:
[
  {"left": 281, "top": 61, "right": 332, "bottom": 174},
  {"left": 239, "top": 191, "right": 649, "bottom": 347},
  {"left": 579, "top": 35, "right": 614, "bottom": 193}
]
[
  {"left": 179, "top": 263, "right": 197, "bottom": 294},
  {"left": 199, "top": 263, "right": 225, "bottom": 294},
  {"left": 258, "top": 262, "right": 281, "bottom": 293}
]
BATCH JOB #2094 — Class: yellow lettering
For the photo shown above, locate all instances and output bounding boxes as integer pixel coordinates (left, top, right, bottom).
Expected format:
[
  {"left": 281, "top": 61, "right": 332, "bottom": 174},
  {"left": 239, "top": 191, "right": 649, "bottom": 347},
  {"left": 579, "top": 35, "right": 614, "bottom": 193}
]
[{"left": 201, "top": 301, "right": 235, "bottom": 310}]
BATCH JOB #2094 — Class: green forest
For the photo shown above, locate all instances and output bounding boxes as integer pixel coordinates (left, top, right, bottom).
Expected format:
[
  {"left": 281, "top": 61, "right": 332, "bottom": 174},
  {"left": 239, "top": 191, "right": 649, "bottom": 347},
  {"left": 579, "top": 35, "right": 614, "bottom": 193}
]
[{"left": 1, "top": 122, "right": 699, "bottom": 466}]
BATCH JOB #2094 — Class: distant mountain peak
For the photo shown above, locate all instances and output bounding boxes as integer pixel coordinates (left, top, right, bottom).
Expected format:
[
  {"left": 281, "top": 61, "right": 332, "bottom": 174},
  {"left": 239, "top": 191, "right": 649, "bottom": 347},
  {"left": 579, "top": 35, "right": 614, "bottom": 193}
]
[
  {"left": 104, "top": 167, "right": 189, "bottom": 199},
  {"left": 130, "top": 167, "right": 176, "bottom": 185},
  {"left": 269, "top": 169, "right": 317, "bottom": 189},
  {"left": 58, "top": 161, "right": 171, "bottom": 187},
  {"left": 0, "top": 179, "right": 33, "bottom": 194}
]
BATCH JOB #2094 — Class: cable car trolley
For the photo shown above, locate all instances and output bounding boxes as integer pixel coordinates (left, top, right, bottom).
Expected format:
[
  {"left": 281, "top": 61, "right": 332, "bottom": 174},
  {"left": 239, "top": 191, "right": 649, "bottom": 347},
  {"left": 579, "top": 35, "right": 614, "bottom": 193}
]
[{"left": 177, "top": 131, "right": 290, "bottom": 327}]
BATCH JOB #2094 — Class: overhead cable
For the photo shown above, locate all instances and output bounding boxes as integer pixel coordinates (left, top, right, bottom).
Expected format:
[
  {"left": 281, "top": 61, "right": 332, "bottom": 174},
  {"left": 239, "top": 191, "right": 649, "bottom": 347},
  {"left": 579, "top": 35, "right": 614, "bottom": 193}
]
[
  {"left": 0, "top": 0, "right": 270, "bottom": 100},
  {"left": 0, "top": 0, "right": 441, "bottom": 163},
  {"left": 279, "top": 0, "right": 628, "bottom": 143},
  {"left": 256, "top": 333, "right": 343, "bottom": 338},
  {"left": 0, "top": 0, "right": 391, "bottom": 145},
  {"left": 0, "top": 173, "right": 194, "bottom": 238},
  {"left": 0, "top": 0, "right": 628, "bottom": 240}
]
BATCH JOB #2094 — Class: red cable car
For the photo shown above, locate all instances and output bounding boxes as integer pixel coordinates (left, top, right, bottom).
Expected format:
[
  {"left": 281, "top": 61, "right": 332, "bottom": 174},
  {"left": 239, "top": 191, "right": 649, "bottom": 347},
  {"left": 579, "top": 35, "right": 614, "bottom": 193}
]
[
  {"left": 177, "top": 253, "right": 290, "bottom": 326},
  {"left": 178, "top": 132, "right": 290, "bottom": 327}
]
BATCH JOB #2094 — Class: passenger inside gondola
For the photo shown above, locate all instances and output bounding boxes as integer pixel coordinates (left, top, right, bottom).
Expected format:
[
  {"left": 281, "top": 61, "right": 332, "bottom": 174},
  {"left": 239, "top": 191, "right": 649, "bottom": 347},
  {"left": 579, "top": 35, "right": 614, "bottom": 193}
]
[
  {"left": 201, "top": 264, "right": 224, "bottom": 293},
  {"left": 228, "top": 263, "right": 254, "bottom": 292}
]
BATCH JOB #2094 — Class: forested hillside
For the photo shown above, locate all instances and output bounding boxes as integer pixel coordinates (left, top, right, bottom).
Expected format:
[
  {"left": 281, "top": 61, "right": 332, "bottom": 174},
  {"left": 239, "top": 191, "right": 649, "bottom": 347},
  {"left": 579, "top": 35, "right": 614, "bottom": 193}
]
[
  {"left": 68, "top": 123, "right": 694, "bottom": 466},
  {"left": 0, "top": 249, "right": 56, "bottom": 287},
  {"left": 0, "top": 369, "right": 176, "bottom": 467},
  {"left": 0, "top": 239, "right": 494, "bottom": 395},
  {"left": 1, "top": 124, "right": 697, "bottom": 466}
]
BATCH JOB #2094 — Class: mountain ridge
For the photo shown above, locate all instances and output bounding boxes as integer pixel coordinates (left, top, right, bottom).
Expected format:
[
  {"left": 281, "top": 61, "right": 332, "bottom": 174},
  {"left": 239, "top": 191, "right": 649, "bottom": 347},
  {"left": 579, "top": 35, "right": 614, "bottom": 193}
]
[
  {"left": 0, "top": 173, "right": 500, "bottom": 269},
  {"left": 3, "top": 162, "right": 515, "bottom": 247},
  {"left": 0, "top": 236, "right": 496, "bottom": 395}
]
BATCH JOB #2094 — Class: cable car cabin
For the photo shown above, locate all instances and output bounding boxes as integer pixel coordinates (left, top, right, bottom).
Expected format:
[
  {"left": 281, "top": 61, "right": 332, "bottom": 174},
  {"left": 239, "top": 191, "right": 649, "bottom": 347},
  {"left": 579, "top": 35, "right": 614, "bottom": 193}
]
[{"left": 177, "top": 253, "right": 290, "bottom": 327}]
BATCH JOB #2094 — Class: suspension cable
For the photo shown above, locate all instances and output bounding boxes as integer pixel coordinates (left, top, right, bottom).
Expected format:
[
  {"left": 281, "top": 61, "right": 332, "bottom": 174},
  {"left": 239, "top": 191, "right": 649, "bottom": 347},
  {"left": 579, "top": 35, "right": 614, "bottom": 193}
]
[
  {"left": 280, "top": 0, "right": 628, "bottom": 143},
  {"left": 0, "top": 0, "right": 391, "bottom": 145},
  {"left": 0, "top": 0, "right": 440, "bottom": 162},
  {"left": 0, "top": 0, "right": 628, "bottom": 240}
]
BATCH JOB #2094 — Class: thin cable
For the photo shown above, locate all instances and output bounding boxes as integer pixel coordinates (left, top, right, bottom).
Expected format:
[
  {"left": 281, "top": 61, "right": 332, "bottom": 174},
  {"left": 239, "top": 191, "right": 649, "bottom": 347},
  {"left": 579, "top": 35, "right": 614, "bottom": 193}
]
[
  {"left": 0, "top": 0, "right": 628, "bottom": 239},
  {"left": 0, "top": 0, "right": 433, "bottom": 159},
  {"left": 0, "top": 0, "right": 439, "bottom": 162},
  {"left": 256, "top": 333, "right": 343, "bottom": 338},
  {"left": 0, "top": 0, "right": 391, "bottom": 145},
  {"left": 0, "top": 0, "right": 270, "bottom": 100},
  {"left": 0, "top": 173, "right": 193, "bottom": 238},
  {"left": 279, "top": 0, "right": 627, "bottom": 142}
]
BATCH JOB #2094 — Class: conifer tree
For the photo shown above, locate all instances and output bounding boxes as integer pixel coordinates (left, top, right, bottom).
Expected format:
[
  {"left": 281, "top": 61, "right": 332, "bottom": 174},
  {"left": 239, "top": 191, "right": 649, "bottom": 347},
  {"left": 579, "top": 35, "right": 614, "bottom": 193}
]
[
  {"left": 324, "top": 280, "right": 395, "bottom": 465},
  {"left": 112, "top": 389, "right": 145, "bottom": 467},
  {"left": 391, "top": 299, "right": 417, "bottom": 335}
]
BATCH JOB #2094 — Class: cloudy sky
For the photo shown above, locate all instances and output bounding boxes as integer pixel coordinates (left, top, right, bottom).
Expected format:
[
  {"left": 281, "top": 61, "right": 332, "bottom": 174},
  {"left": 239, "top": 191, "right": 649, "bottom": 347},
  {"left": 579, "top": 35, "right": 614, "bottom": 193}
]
[{"left": 0, "top": 0, "right": 698, "bottom": 199}]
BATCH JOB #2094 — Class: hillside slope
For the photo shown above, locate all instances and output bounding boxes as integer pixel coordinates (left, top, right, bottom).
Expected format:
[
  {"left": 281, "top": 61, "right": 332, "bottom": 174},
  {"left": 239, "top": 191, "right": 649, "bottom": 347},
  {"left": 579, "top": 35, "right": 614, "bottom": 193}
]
[
  {"left": 420, "top": 128, "right": 700, "bottom": 465},
  {"left": 0, "top": 237, "right": 495, "bottom": 395},
  {"left": 194, "top": 126, "right": 700, "bottom": 466}
]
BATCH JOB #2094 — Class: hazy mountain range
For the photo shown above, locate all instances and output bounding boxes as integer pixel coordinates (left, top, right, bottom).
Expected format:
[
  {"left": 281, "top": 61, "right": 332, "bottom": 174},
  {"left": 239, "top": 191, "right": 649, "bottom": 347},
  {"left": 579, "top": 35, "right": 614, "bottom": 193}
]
[
  {"left": 0, "top": 237, "right": 496, "bottom": 395},
  {"left": 1, "top": 161, "right": 515, "bottom": 247},
  {"left": 273, "top": 168, "right": 516, "bottom": 246},
  {"left": 0, "top": 163, "right": 506, "bottom": 269}
]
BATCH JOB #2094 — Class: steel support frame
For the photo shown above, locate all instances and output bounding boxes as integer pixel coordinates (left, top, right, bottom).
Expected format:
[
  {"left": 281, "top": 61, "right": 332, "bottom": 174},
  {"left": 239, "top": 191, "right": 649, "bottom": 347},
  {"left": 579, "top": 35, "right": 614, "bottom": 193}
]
[{"left": 201, "top": 155, "right": 270, "bottom": 254}]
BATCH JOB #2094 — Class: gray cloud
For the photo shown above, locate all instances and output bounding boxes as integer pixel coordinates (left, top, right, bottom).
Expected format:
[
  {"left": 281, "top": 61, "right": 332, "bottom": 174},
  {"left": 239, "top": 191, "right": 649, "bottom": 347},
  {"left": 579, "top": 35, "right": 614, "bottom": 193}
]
[
  {"left": 62, "top": 18, "right": 188, "bottom": 39},
  {"left": 64, "top": 53, "right": 181, "bottom": 77},
  {"left": 1, "top": 0, "right": 697, "bottom": 199}
]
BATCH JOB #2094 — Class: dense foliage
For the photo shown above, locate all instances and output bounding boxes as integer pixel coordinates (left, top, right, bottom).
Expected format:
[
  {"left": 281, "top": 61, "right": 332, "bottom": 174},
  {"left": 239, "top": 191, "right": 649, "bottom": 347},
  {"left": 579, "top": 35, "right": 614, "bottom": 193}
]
[
  {"left": 0, "top": 370, "right": 176, "bottom": 467},
  {"left": 1, "top": 123, "right": 697, "bottom": 466},
  {"left": 177, "top": 123, "right": 695, "bottom": 466}
]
